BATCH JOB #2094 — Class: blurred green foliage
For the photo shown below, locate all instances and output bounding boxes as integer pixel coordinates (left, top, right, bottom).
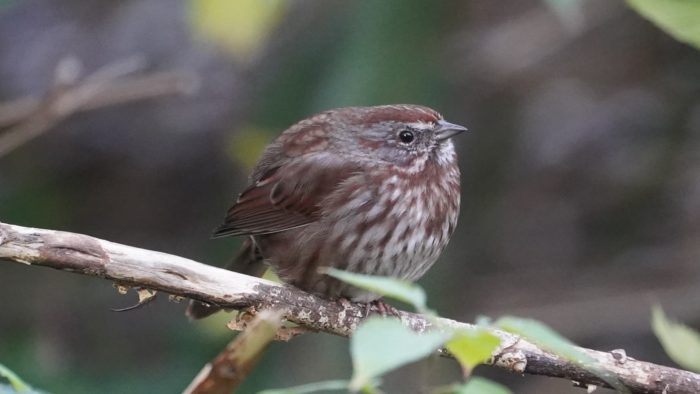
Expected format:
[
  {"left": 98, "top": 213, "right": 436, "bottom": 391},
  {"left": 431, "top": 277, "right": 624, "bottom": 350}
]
[
  {"left": 189, "top": 0, "right": 287, "bottom": 61},
  {"left": 311, "top": 1, "right": 446, "bottom": 109},
  {"left": 228, "top": 126, "right": 275, "bottom": 170},
  {"left": 0, "top": 363, "right": 33, "bottom": 393},
  {"left": 626, "top": 0, "right": 700, "bottom": 50},
  {"left": 252, "top": 0, "right": 448, "bottom": 133},
  {"left": 652, "top": 305, "right": 700, "bottom": 372}
]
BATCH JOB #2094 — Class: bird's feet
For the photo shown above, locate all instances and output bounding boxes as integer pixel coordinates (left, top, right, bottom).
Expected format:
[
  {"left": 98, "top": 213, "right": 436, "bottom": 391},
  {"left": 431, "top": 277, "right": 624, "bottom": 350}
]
[
  {"left": 337, "top": 297, "right": 400, "bottom": 318},
  {"left": 367, "top": 298, "right": 401, "bottom": 318}
]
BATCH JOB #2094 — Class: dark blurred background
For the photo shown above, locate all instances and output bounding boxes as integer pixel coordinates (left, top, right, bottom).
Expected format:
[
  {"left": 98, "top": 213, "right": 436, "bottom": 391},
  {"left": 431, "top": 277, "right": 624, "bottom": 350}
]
[{"left": 1, "top": 0, "right": 699, "bottom": 393}]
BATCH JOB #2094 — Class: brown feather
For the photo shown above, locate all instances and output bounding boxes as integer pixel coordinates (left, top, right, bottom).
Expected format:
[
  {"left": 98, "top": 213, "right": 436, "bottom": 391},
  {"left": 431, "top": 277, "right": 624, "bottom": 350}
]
[{"left": 213, "top": 155, "right": 360, "bottom": 237}]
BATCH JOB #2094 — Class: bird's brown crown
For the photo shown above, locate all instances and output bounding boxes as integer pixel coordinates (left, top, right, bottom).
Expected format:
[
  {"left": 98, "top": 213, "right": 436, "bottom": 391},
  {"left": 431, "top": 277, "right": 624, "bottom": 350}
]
[{"left": 358, "top": 104, "right": 443, "bottom": 125}]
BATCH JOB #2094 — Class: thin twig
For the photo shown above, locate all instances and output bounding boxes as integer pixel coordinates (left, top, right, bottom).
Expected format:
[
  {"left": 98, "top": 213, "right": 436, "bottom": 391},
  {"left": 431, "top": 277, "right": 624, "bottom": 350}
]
[
  {"left": 0, "top": 56, "right": 198, "bottom": 158},
  {"left": 0, "top": 221, "right": 698, "bottom": 394}
]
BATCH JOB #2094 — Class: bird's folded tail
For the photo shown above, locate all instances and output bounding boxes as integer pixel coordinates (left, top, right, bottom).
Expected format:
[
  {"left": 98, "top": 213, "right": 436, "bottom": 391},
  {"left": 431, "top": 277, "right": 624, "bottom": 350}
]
[{"left": 186, "top": 237, "right": 266, "bottom": 320}]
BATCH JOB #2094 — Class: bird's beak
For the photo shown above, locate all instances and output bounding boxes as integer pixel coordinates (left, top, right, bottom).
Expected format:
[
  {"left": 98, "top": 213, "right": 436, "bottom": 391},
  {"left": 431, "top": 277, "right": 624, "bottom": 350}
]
[{"left": 434, "top": 120, "right": 468, "bottom": 141}]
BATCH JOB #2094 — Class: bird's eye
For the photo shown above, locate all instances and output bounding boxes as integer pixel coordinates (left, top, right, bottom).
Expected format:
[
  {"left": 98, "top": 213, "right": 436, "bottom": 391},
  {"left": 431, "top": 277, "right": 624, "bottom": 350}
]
[{"left": 398, "top": 130, "right": 415, "bottom": 144}]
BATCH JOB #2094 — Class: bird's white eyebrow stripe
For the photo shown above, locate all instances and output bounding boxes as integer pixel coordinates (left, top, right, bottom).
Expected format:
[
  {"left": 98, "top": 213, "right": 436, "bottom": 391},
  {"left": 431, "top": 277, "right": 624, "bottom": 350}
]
[{"left": 406, "top": 121, "right": 435, "bottom": 130}]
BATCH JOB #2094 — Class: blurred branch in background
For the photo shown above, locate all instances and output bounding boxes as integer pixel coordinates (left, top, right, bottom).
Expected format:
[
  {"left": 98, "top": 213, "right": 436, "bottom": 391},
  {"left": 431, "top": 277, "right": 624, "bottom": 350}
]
[
  {"left": 1, "top": 221, "right": 699, "bottom": 394},
  {"left": 0, "top": 56, "right": 198, "bottom": 158}
]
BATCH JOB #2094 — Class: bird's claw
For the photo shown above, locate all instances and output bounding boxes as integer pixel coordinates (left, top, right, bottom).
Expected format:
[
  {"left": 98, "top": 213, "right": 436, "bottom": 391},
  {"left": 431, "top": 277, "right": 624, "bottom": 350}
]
[{"left": 367, "top": 299, "right": 401, "bottom": 318}]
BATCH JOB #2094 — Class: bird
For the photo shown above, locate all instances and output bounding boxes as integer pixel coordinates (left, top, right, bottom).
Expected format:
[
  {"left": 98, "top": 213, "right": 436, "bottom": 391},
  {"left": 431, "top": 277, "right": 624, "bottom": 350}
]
[{"left": 187, "top": 104, "right": 467, "bottom": 319}]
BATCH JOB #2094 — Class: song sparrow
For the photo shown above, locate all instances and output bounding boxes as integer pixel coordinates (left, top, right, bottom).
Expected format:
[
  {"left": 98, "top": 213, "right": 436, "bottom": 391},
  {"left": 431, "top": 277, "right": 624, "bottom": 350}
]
[{"left": 187, "top": 104, "right": 467, "bottom": 319}]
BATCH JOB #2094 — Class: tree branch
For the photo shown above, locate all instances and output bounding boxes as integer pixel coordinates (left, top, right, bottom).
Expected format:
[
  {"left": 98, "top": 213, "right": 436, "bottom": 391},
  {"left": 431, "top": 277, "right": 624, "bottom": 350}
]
[{"left": 0, "top": 221, "right": 698, "bottom": 394}]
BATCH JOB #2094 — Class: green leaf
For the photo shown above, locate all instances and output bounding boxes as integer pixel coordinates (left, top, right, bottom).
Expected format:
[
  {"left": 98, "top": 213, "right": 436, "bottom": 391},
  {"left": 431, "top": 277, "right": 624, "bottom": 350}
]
[
  {"left": 257, "top": 380, "right": 351, "bottom": 394},
  {"left": 350, "top": 317, "right": 449, "bottom": 390},
  {"left": 495, "top": 316, "right": 628, "bottom": 393},
  {"left": 449, "top": 377, "right": 512, "bottom": 394},
  {"left": 651, "top": 304, "right": 700, "bottom": 372},
  {"left": 626, "top": 0, "right": 700, "bottom": 50},
  {"left": 322, "top": 268, "right": 428, "bottom": 312},
  {"left": 445, "top": 329, "right": 501, "bottom": 376},
  {"left": 0, "top": 364, "right": 30, "bottom": 392}
]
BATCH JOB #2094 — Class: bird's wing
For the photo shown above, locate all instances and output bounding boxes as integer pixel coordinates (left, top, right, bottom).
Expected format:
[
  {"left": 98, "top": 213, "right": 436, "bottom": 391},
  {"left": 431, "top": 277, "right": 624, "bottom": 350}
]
[{"left": 213, "top": 155, "right": 360, "bottom": 237}]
